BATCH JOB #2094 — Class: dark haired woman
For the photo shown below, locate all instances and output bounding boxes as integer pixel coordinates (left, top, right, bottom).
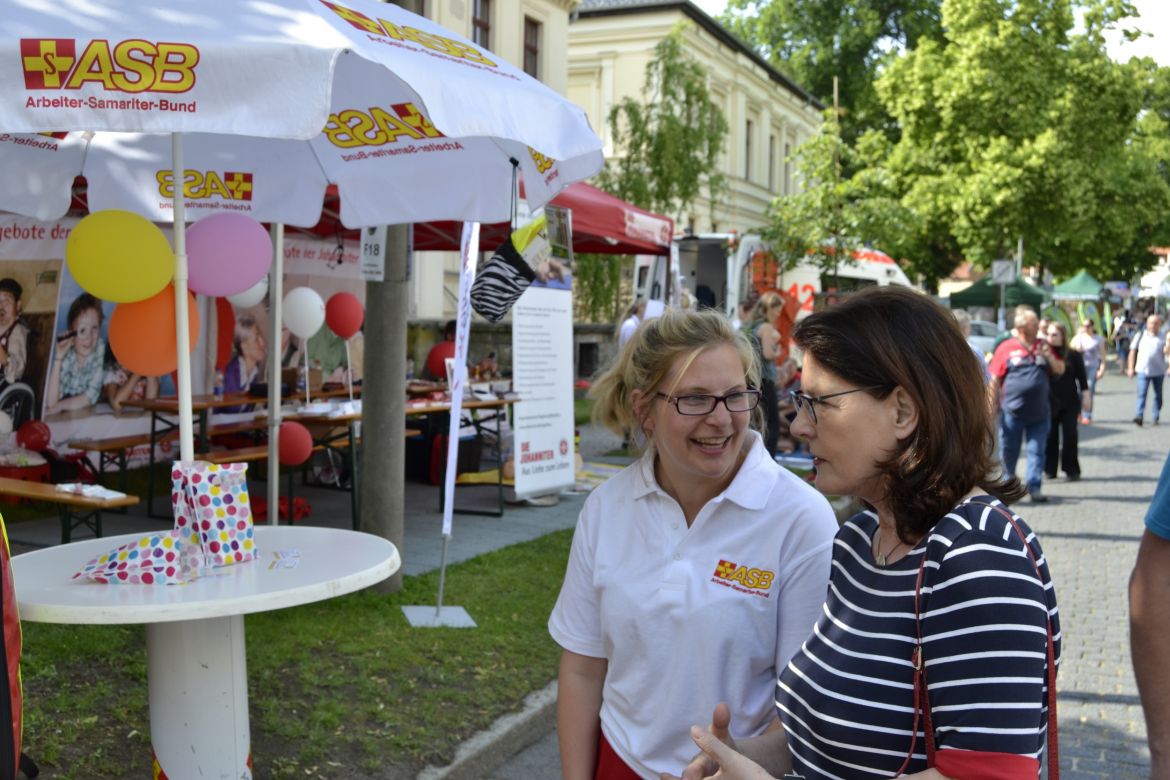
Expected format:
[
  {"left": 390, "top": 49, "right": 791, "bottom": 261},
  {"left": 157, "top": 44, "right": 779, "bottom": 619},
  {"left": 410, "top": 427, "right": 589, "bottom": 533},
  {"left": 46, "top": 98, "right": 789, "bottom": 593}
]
[
  {"left": 1045, "top": 322, "right": 1087, "bottom": 481},
  {"left": 669, "top": 286, "right": 1060, "bottom": 780}
]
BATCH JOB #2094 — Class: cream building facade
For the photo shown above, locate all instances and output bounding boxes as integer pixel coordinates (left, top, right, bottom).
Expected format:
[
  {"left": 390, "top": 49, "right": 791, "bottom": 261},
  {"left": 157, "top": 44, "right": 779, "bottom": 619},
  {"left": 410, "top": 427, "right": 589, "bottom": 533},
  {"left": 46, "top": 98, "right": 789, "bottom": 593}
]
[
  {"left": 408, "top": 0, "right": 579, "bottom": 320},
  {"left": 568, "top": 0, "right": 823, "bottom": 235}
]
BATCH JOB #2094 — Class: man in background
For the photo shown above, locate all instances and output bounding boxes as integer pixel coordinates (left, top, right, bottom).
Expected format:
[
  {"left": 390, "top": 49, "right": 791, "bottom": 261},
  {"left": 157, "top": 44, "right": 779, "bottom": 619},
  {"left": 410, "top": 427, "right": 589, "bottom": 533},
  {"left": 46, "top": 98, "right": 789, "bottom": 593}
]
[
  {"left": 424, "top": 319, "right": 457, "bottom": 382},
  {"left": 1127, "top": 313, "right": 1169, "bottom": 426},
  {"left": 987, "top": 305, "right": 1064, "bottom": 503},
  {"left": 617, "top": 299, "right": 645, "bottom": 351}
]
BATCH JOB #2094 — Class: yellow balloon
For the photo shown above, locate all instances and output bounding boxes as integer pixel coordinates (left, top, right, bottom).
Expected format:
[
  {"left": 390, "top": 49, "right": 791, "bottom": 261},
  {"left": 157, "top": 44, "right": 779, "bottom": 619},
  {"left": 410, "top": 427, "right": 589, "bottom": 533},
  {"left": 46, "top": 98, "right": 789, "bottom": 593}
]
[{"left": 66, "top": 210, "right": 173, "bottom": 303}]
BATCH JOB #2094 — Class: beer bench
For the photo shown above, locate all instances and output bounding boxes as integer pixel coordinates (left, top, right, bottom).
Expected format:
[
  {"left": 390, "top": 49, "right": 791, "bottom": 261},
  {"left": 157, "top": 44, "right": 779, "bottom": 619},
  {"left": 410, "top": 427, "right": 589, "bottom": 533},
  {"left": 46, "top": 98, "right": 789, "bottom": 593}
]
[
  {"left": 0, "top": 477, "right": 139, "bottom": 544},
  {"left": 69, "top": 420, "right": 267, "bottom": 493}
]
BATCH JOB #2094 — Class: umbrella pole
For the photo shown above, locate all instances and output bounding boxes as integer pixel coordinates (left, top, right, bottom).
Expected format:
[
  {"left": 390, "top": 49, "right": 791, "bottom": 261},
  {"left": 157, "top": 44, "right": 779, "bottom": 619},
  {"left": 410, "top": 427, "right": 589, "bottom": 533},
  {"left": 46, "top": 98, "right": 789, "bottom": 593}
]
[
  {"left": 345, "top": 340, "right": 353, "bottom": 402},
  {"left": 268, "top": 224, "right": 285, "bottom": 525},
  {"left": 172, "top": 134, "right": 195, "bottom": 463}
]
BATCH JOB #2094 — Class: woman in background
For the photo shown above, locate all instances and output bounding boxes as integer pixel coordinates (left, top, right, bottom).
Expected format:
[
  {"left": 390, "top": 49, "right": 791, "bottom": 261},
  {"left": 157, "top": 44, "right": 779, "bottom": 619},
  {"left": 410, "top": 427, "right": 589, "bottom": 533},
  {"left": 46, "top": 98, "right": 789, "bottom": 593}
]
[
  {"left": 1046, "top": 321, "right": 1088, "bottom": 481},
  {"left": 1070, "top": 318, "right": 1106, "bottom": 422},
  {"left": 742, "top": 293, "right": 783, "bottom": 456},
  {"left": 219, "top": 314, "right": 267, "bottom": 413}
]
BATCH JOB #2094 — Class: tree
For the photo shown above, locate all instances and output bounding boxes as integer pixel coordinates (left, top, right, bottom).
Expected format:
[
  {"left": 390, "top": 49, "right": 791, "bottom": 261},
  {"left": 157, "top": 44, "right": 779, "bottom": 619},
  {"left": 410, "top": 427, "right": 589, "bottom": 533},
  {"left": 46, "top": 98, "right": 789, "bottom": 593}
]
[
  {"left": 868, "top": 0, "right": 1170, "bottom": 285},
  {"left": 572, "top": 252, "right": 626, "bottom": 323},
  {"left": 595, "top": 22, "right": 729, "bottom": 224},
  {"left": 720, "top": 0, "right": 944, "bottom": 147},
  {"left": 765, "top": 106, "right": 921, "bottom": 287}
]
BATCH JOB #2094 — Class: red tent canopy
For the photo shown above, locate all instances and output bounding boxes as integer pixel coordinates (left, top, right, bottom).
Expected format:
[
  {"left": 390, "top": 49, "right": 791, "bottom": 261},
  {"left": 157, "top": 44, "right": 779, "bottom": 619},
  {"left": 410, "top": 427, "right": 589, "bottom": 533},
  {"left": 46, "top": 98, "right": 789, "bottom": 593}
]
[{"left": 324, "top": 181, "right": 674, "bottom": 256}]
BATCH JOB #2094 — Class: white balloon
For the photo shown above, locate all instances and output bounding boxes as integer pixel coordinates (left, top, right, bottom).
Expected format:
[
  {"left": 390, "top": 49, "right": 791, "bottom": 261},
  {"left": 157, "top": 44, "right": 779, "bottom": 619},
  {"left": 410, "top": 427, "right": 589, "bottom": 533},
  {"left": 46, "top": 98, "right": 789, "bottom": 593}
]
[
  {"left": 283, "top": 286, "right": 326, "bottom": 339},
  {"left": 226, "top": 275, "right": 269, "bottom": 308}
]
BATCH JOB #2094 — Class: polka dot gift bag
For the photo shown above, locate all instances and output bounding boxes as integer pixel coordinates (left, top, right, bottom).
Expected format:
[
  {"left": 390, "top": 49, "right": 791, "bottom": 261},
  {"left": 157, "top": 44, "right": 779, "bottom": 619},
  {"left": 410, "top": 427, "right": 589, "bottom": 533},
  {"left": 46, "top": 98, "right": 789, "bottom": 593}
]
[
  {"left": 171, "top": 461, "right": 258, "bottom": 572},
  {"left": 73, "top": 529, "right": 199, "bottom": 585}
]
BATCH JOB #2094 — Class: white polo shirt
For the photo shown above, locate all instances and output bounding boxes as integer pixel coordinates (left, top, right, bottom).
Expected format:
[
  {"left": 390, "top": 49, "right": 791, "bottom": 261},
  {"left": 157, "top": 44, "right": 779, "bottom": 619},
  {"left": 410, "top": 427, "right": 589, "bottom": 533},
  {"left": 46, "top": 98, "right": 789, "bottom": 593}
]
[{"left": 548, "top": 432, "right": 837, "bottom": 779}]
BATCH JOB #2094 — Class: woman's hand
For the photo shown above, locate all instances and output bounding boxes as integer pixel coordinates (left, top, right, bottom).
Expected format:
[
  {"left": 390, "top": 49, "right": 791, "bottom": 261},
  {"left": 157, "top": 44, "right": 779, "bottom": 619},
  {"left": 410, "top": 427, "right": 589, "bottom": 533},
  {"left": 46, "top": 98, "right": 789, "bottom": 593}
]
[{"left": 661, "top": 725, "right": 773, "bottom": 780}]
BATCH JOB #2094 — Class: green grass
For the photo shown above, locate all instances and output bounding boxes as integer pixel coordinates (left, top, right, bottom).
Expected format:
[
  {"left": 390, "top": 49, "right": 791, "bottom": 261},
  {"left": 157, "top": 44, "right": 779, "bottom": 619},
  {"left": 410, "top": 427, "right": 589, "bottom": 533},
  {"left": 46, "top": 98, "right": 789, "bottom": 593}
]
[
  {"left": 19, "top": 528, "right": 573, "bottom": 779},
  {"left": 574, "top": 397, "right": 595, "bottom": 427}
]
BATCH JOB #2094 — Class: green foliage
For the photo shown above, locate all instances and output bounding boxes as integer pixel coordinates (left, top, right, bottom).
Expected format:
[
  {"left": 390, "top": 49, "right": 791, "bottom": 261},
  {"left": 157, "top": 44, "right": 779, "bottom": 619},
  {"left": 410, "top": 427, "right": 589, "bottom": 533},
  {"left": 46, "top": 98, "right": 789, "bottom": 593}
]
[
  {"left": 765, "top": 109, "right": 911, "bottom": 281},
  {"left": 733, "top": 0, "right": 1170, "bottom": 288},
  {"left": 869, "top": 0, "right": 1170, "bottom": 283},
  {"left": 596, "top": 23, "right": 729, "bottom": 223},
  {"left": 573, "top": 253, "right": 624, "bottom": 323},
  {"left": 720, "top": 0, "right": 945, "bottom": 147}
]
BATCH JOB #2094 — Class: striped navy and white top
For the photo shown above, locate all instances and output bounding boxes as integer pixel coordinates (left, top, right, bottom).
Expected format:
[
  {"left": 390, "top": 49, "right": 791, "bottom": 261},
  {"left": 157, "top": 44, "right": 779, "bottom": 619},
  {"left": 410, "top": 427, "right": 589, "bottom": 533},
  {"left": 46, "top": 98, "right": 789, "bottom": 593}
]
[{"left": 776, "top": 496, "right": 1061, "bottom": 779}]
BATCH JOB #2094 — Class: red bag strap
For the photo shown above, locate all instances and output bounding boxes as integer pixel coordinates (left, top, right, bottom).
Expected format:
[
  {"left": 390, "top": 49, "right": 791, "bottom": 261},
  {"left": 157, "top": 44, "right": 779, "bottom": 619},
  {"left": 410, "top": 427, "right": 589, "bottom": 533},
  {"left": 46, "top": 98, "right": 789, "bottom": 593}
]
[{"left": 897, "top": 501, "right": 1059, "bottom": 778}]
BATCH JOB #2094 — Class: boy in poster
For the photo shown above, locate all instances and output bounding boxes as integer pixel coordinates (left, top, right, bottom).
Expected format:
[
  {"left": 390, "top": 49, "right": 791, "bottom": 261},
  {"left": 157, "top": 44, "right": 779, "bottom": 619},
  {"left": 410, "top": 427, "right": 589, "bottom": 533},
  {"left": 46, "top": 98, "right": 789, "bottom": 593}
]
[{"left": 0, "top": 278, "right": 29, "bottom": 387}]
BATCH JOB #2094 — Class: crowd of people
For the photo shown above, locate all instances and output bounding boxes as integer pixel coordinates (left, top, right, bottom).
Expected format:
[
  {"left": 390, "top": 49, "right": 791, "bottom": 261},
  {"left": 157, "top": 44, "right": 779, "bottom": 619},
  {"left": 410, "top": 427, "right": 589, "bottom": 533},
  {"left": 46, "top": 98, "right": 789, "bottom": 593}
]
[{"left": 546, "top": 286, "right": 1170, "bottom": 780}]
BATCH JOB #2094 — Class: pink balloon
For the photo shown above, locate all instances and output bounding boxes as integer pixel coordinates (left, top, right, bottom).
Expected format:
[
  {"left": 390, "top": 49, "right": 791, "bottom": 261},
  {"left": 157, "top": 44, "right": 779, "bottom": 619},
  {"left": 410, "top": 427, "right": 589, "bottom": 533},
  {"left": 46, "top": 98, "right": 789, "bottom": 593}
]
[
  {"left": 326, "top": 292, "right": 364, "bottom": 340},
  {"left": 187, "top": 214, "right": 273, "bottom": 297}
]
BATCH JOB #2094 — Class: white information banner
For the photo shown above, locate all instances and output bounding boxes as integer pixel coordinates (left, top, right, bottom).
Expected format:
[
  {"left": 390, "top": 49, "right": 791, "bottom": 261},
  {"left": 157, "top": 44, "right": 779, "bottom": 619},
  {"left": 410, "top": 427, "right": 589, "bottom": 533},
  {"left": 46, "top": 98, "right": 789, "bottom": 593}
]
[
  {"left": 441, "top": 222, "right": 480, "bottom": 535},
  {"left": 512, "top": 284, "right": 575, "bottom": 499}
]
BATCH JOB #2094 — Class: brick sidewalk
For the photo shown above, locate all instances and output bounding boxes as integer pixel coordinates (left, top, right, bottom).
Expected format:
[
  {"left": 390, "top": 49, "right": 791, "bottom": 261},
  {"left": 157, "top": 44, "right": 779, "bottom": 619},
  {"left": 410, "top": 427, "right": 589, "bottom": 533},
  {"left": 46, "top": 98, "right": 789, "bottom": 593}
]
[{"left": 1011, "top": 371, "right": 1165, "bottom": 777}]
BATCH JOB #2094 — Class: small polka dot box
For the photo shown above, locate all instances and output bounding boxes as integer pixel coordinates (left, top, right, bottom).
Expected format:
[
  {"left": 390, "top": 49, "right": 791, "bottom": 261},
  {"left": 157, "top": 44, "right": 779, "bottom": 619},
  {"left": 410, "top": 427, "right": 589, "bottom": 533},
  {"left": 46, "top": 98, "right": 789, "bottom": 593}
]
[
  {"left": 171, "top": 461, "right": 258, "bottom": 572},
  {"left": 73, "top": 529, "right": 200, "bottom": 585}
]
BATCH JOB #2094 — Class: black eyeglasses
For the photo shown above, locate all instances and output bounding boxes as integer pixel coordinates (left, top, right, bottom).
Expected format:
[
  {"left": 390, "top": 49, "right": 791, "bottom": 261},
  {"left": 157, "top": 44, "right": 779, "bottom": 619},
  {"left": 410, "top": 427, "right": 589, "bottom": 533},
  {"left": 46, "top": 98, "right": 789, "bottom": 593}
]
[
  {"left": 789, "top": 385, "right": 888, "bottom": 425},
  {"left": 655, "top": 390, "right": 761, "bottom": 416}
]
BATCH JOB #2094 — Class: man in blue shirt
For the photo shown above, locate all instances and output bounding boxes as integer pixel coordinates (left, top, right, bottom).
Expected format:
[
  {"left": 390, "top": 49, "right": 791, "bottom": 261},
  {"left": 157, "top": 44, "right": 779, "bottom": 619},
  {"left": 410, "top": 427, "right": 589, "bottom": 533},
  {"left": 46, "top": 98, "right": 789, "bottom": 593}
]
[{"left": 1131, "top": 452, "right": 1170, "bottom": 780}]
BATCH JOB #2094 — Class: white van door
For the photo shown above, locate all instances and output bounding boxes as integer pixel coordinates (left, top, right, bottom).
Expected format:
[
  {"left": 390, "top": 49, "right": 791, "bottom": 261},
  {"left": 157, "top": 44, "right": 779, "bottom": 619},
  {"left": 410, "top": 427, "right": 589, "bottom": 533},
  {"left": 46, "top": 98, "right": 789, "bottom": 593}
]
[{"left": 634, "top": 253, "right": 671, "bottom": 305}]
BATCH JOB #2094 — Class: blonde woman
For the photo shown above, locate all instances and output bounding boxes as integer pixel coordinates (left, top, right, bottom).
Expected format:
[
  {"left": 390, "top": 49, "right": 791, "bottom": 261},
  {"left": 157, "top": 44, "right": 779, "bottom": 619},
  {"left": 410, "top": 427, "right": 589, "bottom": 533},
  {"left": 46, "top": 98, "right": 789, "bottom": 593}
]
[{"left": 549, "top": 306, "right": 837, "bottom": 779}]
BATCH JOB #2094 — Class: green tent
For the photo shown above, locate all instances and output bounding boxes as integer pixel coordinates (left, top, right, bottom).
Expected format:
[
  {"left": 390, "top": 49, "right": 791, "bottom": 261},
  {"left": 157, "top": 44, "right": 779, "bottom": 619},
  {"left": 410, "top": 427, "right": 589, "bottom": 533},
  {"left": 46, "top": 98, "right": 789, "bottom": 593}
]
[
  {"left": 1051, "top": 270, "right": 1104, "bottom": 301},
  {"left": 949, "top": 277, "right": 1047, "bottom": 309}
]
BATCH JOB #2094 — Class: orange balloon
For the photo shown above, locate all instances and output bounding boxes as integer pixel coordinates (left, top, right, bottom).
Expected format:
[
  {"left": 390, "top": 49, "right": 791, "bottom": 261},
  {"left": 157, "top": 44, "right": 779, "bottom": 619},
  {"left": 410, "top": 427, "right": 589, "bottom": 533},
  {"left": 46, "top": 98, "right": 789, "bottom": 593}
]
[{"left": 109, "top": 284, "right": 200, "bottom": 377}]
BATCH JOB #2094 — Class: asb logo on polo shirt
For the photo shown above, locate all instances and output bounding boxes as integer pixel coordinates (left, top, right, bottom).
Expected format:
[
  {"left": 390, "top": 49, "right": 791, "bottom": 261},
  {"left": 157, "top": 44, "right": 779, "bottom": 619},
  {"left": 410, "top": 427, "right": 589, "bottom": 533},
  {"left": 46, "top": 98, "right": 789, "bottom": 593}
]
[
  {"left": 156, "top": 170, "right": 254, "bottom": 202},
  {"left": 21, "top": 38, "right": 199, "bottom": 94},
  {"left": 712, "top": 559, "right": 775, "bottom": 597}
]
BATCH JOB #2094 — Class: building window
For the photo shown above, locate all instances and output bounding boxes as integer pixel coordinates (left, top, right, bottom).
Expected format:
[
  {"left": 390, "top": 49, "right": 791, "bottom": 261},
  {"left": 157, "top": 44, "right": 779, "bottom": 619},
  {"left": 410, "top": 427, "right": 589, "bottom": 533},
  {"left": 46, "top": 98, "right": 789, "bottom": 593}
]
[
  {"left": 472, "top": 0, "right": 491, "bottom": 49},
  {"left": 783, "top": 142, "right": 791, "bottom": 195},
  {"left": 391, "top": 0, "right": 425, "bottom": 14},
  {"left": 768, "top": 133, "right": 776, "bottom": 190},
  {"left": 744, "top": 119, "right": 753, "bottom": 180},
  {"left": 523, "top": 17, "right": 541, "bottom": 78}
]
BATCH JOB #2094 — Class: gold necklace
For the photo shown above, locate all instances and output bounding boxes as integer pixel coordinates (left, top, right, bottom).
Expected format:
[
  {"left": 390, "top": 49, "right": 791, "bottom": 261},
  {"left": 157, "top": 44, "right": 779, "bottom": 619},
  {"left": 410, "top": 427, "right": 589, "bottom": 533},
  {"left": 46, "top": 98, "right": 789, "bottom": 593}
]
[{"left": 873, "top": 526, "right": 904, "bottom": 567}]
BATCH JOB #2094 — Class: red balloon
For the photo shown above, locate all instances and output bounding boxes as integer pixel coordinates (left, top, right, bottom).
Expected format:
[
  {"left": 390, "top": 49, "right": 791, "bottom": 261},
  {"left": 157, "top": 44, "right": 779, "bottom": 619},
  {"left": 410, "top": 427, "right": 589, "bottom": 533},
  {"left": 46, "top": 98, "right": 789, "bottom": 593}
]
[
  {"left": 278, "top": 421, "right": 314, "bottom": 467},
  {"left": 325, "top": 292, "right": 364, "bottom": 340},
  {"left": 109, "top": 284, "right": 200, "bottom": 377},
  {"left": 16, "top": 420, "right": 51, "bottom": 451}
]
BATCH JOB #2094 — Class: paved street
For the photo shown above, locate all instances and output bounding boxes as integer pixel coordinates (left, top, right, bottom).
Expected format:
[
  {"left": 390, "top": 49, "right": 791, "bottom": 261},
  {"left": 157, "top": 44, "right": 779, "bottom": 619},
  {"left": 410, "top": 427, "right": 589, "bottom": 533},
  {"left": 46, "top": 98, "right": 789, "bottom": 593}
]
[{"left": 490, "top": 369, "right": 1167, "bottom": 779}]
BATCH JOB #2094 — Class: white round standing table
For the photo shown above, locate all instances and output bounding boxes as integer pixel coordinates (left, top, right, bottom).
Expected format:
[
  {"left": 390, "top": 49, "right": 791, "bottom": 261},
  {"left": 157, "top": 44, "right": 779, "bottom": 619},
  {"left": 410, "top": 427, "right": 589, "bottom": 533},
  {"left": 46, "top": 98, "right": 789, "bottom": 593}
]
[{"left": 12, "top": 525, "right": 400, "bottom": 780}]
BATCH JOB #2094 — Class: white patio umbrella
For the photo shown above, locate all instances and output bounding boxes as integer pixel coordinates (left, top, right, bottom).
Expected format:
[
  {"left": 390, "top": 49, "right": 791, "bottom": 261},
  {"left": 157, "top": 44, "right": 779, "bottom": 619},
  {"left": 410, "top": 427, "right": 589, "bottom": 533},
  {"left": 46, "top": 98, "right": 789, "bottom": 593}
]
[
  {"left": 1, "top": 3, "right": 601, "bottom": 775},
  {"left": 0, "top": 0, "right": 603, "bottom": 463}
]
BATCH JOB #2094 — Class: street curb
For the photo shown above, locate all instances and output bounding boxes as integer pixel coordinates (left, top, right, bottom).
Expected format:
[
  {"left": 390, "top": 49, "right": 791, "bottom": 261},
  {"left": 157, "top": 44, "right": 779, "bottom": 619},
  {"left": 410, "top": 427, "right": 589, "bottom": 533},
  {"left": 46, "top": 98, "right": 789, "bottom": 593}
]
[{"left": 417, "top": 680, "right": 558, "bottom": 780}]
